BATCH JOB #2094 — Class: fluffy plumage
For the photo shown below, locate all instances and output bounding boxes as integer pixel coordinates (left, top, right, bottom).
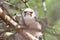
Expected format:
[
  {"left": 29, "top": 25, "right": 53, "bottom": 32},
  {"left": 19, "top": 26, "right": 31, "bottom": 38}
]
[{"left": 22, "top": 8, "right": 43, "bottom": 40}]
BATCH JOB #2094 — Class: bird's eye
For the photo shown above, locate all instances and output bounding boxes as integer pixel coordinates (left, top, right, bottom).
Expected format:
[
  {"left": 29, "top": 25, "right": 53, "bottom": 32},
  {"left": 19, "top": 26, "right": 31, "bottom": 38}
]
[
  {"left": 24, "top": 12, "right": 27, "bottom": 13},
  {"left": 24, "top": 11, "right": 33, "bottom": 14},
  {"left": 30, "top": 12, "right": 33, "bottom": 14}
]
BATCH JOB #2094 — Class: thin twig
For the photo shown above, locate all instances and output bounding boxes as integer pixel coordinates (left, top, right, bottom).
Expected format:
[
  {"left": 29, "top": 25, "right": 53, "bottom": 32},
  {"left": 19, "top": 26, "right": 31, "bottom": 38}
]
[
  {"left": 3, "top": 1, "right": 23, "bottom": 11},
  {"left": 21, "top": 0, "right": 29, "bottom": 8}
]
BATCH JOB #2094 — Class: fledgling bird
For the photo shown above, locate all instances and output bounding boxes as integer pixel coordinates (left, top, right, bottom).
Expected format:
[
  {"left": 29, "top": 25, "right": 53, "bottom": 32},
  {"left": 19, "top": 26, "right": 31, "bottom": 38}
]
[{"left": 22, "top": 8, "right": 43, "bottom": 40}]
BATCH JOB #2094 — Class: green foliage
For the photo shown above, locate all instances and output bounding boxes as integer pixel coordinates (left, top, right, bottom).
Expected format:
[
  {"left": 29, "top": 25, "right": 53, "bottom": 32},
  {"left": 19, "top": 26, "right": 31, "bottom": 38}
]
[
  {"left": 45, "top": 33, "right": 58, "bottom": 40},
  {"left": 0, "top": 0, "right": 60, "bottom": 40}
]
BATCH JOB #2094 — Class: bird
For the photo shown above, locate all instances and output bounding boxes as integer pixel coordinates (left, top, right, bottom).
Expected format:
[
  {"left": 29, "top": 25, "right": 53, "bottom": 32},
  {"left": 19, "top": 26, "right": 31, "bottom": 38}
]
[{"left": 22, "top": 8, "right": 43, "bottom": 40}]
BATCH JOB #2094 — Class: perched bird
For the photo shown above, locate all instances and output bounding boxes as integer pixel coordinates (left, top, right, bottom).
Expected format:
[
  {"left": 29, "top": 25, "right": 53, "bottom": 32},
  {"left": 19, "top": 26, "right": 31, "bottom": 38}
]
[{"left": 22, "top": 8, "right": 43, "bottom": 40}]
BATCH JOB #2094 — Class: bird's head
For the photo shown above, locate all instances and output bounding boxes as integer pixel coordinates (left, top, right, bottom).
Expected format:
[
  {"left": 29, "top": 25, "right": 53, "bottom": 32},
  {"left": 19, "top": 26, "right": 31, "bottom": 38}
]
[{"left": 22, "top": 8, "right": 36, "bottom": 18}]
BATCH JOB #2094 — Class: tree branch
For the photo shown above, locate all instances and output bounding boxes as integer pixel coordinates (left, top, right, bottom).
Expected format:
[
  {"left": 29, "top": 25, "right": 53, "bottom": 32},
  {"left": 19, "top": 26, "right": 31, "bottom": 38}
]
[
  {"left": 0, "top": 7, "right": 38, "bottom": 40},
  {"left": 21, "top": 0, "right": 29, "bottom": 8},
  {"left": 3, "top": 1, "right": 23, "bottom": 11}
]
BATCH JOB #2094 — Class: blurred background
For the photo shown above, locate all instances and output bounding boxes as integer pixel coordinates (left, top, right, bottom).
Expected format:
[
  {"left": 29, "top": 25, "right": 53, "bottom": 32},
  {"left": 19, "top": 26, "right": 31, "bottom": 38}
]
[{"left": 0, "top": 0, "right": 60, "bottom": 40}]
